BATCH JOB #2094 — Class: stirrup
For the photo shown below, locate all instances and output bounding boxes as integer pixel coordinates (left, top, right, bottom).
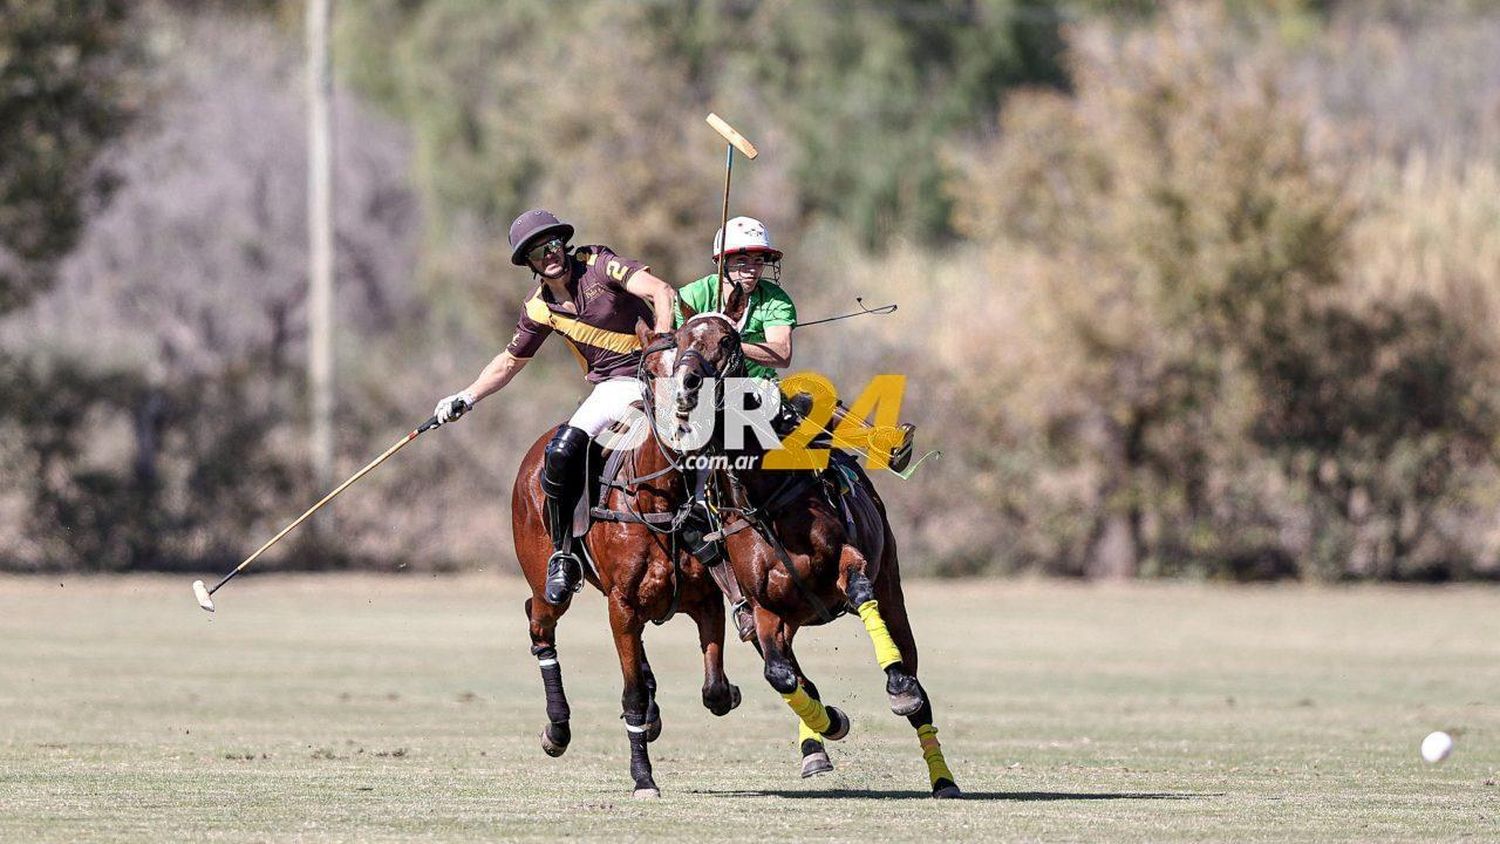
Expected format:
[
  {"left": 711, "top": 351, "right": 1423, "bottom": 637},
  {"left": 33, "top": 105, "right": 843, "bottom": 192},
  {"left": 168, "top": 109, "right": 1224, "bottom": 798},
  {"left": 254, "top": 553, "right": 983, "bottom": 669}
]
[
  {"left": 887, "top": 423, "right": 917, "bottom": 474},
  {"left": 731, "top": 600, "right": 755, "bottom": 643}
]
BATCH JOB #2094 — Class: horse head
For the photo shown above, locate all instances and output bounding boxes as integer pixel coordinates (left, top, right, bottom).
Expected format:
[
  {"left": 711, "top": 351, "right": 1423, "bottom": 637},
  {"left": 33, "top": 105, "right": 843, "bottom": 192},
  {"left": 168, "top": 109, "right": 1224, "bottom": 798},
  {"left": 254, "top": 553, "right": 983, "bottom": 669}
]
[{"left": 636, "top": 283, "right": 749, "bottom": 451}]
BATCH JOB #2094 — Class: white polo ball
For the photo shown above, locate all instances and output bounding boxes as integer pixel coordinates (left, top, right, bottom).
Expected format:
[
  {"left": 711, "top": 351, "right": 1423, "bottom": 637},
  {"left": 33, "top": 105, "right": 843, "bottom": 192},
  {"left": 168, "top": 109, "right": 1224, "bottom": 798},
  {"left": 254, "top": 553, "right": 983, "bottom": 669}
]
[{"left": 1420, "top": 731, "right": 1454, "bottom": 764}]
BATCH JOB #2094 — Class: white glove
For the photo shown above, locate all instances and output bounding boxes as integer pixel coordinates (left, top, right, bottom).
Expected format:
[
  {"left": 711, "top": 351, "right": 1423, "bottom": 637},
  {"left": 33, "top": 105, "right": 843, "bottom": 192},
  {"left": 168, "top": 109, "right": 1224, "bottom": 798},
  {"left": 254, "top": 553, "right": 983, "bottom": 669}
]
[{"left": 434, "top": 390, "right": 476, "bottom": 425}]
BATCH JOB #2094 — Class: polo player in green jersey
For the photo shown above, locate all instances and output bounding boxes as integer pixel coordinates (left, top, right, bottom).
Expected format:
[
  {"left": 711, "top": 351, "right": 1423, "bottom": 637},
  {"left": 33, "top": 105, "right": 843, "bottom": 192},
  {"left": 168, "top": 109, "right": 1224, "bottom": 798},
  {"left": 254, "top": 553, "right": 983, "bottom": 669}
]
[
  {"left": 675, "top": 216, "right": 918, "bottom": 469},
  {"left": 432, "top": 209, "right": 677, "bottom": 606}
]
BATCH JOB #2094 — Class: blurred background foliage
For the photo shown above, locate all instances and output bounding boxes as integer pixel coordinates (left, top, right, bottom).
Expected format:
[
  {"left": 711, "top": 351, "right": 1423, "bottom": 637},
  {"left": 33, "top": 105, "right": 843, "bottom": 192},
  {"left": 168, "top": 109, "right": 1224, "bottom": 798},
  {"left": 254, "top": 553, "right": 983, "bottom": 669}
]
[{"left": 3, "top": 0, "right": 1500, "bottom": 581}]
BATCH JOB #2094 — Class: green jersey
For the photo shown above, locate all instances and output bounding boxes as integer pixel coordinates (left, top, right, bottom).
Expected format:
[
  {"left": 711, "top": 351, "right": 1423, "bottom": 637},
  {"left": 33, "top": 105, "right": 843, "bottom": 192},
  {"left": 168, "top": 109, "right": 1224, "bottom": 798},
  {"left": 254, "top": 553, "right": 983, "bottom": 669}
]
[{"left": 675, "top": 276, "right": 797, "bottom": 380}]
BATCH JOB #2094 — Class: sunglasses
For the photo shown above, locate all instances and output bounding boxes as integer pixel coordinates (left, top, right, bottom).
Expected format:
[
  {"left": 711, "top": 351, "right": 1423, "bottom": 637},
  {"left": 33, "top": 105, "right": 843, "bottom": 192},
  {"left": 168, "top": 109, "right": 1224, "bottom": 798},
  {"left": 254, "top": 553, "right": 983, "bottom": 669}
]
[
  {"left": 526, "top": 237, "right": 566, "bottom": 264},
  {"left": 726, "top": 254, "right": 769, "bottom": 270}
]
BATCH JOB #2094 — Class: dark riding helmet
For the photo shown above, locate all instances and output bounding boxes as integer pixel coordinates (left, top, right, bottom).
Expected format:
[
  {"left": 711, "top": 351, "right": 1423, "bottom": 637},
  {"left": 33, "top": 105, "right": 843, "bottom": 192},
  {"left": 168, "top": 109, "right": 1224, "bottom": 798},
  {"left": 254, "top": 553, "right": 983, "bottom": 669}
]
[{"left": 508, "top": 209, "right": 575, "bottom": 266}]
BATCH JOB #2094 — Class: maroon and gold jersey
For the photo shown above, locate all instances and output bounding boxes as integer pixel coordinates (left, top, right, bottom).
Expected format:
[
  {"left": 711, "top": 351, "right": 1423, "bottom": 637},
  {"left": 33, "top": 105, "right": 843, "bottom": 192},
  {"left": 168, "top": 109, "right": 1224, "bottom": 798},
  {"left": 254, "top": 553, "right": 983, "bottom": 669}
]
[{"left": 504, "top": 245, "right": 652, "bottom": 383}]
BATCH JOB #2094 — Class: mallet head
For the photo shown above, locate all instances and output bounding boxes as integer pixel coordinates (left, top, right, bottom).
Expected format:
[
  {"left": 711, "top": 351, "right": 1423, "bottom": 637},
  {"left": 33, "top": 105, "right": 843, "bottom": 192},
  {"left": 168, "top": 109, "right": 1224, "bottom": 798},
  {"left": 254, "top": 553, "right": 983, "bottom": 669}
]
[{"left": 193, "top": 580, "right": 215, "bottom": 612}]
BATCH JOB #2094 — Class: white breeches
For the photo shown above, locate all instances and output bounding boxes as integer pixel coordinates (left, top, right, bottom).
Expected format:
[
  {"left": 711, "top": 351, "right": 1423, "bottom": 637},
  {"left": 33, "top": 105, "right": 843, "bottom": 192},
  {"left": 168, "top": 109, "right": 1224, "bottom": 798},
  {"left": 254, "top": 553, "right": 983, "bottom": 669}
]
[{"left": 568, "top": 377, "right": 647, "bottom": 441}]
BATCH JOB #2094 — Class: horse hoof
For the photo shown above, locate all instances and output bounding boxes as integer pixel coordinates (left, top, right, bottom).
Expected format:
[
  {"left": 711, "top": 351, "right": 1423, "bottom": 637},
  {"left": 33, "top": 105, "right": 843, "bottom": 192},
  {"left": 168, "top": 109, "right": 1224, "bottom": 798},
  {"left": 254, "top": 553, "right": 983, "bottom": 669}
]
[
  {"left": 888, "top": 688, "right": 924, "bottom": 717},
  {"left": 633, "top": 787, "right": 661, "bottom": 800},
  {"left": 539, "top": 726, "right": 568, "bottom": 758},
  {"left": 885, "top": 669, "right": 924, "bottom": 717},
  {"left": 728, "top": 684, "right": 742, "bottom": 711},
  {"left": 800, "top": 750, "right": 834, "bottom": 778},
  {"left": 645, "top": 719, "right": 662, "bottom": 743},
  {"left": 933, "top": 779, "right": 963, "bottom": 799},
  {"left": 822, "top": 706, "right": 851, "bottom": 741}
]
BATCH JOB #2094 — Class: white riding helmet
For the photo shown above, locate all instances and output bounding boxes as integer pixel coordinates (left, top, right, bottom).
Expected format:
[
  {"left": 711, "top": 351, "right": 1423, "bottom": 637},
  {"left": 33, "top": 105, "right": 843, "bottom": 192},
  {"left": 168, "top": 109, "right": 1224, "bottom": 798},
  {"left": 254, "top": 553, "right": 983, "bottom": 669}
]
[{"left": 712, "top": 216, "right": 783, "bottom": 261}]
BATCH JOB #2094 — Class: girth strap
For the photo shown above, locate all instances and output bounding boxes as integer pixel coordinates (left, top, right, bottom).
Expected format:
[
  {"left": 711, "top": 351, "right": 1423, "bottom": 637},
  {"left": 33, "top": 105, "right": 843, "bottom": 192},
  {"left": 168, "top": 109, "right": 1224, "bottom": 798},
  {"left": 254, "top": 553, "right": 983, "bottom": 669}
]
[{"left": 589, "top": 507, "right": 680, "bottom": 526}]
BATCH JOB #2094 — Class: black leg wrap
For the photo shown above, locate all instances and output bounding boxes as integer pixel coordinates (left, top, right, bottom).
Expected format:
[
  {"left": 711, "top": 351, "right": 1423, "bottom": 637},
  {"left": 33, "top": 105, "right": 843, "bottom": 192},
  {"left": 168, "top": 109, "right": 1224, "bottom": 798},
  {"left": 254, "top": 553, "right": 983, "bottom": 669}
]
[
  {"left": 641, "top": 661, "right": 661, "bottom": 732},
  {"left": 764, "top": 659, "right": 798, "bottom": 694},
  {"left": 624, "top": 710, "right": 656, "bottom": 792},
  {"left": 532, "top": 645, "right": 571, "bottom": 726},
  {"left": 803, "top": 678, "right": 822, "bottom": 701}
]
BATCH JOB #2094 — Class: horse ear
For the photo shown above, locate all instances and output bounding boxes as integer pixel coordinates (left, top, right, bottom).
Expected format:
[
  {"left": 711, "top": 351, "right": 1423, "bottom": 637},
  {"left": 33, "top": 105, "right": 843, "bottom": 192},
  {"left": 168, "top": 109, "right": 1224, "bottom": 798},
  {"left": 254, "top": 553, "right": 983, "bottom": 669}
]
[
  {"left": 678, "top": 296, "right": 697, "bottom": 322},
  {"left": 634, "top": 318, "right": 653, "bottom": 346}
]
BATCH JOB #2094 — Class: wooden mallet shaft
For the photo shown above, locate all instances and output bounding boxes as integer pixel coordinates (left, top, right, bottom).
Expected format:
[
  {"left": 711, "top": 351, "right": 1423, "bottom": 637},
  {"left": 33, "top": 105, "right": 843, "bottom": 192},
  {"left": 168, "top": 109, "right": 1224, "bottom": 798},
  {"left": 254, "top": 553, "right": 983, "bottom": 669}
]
[{"left": 706, "top": 114, "right": 759, "bottom": 311}]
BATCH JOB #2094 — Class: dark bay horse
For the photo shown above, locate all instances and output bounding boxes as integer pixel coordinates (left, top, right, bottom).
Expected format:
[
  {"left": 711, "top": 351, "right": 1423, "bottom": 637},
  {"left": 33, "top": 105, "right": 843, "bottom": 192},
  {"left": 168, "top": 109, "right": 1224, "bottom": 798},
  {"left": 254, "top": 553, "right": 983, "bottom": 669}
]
[
  {"left": 664, "top": 288, "right": 962, "bottom": 799},
  {"left": 510, "top": 373, "right": 742, "bottom": 799}
]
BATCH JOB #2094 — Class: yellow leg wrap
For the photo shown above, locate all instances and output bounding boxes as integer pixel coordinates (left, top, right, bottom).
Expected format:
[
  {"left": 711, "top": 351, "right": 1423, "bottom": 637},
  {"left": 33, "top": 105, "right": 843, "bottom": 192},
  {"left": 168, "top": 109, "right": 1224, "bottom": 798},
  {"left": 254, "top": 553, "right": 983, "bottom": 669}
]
[
  {"left": 782, "top": 685, "right": 831, "bottom": 735},
  {"left": 798, "top": 717, "right": 823, "bottom": 747},
  {"left": 916, "top": 724, "right": 956, "bottom": 786},
  {"left": 857, "top": 600, "right": 904, "bottom": 669}
]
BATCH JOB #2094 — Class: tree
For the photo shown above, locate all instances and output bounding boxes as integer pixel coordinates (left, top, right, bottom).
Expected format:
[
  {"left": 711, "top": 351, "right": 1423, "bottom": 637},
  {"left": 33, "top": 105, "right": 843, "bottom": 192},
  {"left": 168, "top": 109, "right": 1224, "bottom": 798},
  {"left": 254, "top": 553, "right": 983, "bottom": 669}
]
[{"left": 0, "top": 0, "right": 135, "bottom": 314}]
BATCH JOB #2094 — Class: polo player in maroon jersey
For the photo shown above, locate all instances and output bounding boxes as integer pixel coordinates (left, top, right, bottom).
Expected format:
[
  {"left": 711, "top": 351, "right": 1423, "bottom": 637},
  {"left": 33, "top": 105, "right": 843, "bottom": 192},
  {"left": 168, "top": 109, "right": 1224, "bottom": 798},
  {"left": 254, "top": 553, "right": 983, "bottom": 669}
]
[{"left": 432, "top": 209, "right": 677, "bottom": 605}]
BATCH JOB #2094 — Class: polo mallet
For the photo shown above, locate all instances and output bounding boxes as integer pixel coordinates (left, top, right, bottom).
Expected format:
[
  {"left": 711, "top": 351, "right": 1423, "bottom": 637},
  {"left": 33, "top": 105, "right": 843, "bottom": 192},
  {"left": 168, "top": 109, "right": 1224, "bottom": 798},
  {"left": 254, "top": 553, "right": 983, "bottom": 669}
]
[
  {"left": 705, "top": 113, "right": 758, "bottom": 313},
  {"left": 192, "top": 413, "right": 443, "bottom": 612}
]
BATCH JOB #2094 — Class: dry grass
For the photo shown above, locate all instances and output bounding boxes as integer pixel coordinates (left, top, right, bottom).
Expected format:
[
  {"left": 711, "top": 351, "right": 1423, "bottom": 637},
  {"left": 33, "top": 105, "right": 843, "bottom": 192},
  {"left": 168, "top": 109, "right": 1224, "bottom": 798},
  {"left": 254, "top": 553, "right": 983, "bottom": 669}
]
[{"left": 1, "top": 574, "right": 1497, "bottom": 841}]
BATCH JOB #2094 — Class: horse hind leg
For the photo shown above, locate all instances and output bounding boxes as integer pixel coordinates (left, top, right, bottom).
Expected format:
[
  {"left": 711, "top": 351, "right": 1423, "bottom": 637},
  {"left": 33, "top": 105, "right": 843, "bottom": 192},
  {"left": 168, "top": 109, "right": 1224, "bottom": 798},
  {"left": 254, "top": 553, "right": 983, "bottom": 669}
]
[
  {"left": 640, "top": 644, "right": 662, "bottom": 742},
  {"left": 872, "top": 553, "right": 963, "bottom": 799},
  {"left": 842, "top": 551, "right": 922, "bottom": 717},
  {"left": 525, "top": 597, "right": 573, "bottom": 758}
]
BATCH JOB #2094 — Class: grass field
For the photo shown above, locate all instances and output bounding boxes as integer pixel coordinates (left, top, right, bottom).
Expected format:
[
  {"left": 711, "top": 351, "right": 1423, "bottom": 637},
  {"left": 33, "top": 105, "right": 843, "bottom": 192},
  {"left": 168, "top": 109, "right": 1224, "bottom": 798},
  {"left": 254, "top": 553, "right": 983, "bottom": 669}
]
[{"left": 1, "top": 574, "right": 1497, "bottom": 841}]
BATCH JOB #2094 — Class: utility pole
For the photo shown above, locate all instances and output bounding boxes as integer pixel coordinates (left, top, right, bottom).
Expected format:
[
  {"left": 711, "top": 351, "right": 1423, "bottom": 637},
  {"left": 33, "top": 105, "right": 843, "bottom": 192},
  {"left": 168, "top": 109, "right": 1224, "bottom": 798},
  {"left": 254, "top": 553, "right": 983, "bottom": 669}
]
[{"left": 307, "top": 0, "right": 335, "bottom": 530}]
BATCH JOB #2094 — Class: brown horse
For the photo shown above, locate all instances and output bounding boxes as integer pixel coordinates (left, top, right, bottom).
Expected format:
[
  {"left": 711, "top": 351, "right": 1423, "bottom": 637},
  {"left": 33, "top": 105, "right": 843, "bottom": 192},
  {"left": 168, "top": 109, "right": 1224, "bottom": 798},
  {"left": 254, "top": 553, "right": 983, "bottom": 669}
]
[
  {"left": 510, "top": 365, "right": 741, "bottom": 799},
  {"left": 664, "top": 287, "right": 963, "bottom": 798}
]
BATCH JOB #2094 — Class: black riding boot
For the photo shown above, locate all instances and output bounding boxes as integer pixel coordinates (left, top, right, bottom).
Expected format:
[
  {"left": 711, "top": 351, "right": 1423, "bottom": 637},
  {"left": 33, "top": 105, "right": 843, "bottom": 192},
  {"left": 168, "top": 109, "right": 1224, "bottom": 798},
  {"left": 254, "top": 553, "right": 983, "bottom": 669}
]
[{"left": 541, "top": 425, "right": 591, "bottom": 606}]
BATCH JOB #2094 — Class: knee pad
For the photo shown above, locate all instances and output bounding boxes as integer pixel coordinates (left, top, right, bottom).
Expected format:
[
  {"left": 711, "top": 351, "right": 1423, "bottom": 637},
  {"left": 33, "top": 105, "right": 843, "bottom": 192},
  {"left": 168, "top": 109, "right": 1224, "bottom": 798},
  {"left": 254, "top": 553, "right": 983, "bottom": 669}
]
[{"left": 542, "top": 425, "right": 590, "bottom": 499}]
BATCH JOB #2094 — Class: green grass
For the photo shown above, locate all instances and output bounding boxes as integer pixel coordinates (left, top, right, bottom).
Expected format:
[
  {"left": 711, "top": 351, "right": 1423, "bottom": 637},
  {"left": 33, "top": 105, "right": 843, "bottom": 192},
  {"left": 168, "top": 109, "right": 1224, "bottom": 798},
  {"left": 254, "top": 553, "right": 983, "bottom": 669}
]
[{"left": 1, "top": 574, "right": 1497, "bottom": 841}]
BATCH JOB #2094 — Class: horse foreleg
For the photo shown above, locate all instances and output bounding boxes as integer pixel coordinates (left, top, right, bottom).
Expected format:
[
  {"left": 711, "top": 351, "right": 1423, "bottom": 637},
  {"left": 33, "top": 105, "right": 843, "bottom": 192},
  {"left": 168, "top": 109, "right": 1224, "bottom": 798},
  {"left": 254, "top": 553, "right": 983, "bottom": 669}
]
[
  {"left": 873, "top": 548, "right": 962, "bottom": 799},
  {"left": 692, "top": 597, "right": 741, "bottom": 716},
  {"left": 525, "top": 596, "right": 573, "bottom": 758},
  {"left": 782, "top": 641, "right": 847, "bottom": 779},
  {"left": 609, "top": 599, "right": 660, "bottom": 799},
  {"left": 754, "top": 610, "right": 850, "bottom": 772}
]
